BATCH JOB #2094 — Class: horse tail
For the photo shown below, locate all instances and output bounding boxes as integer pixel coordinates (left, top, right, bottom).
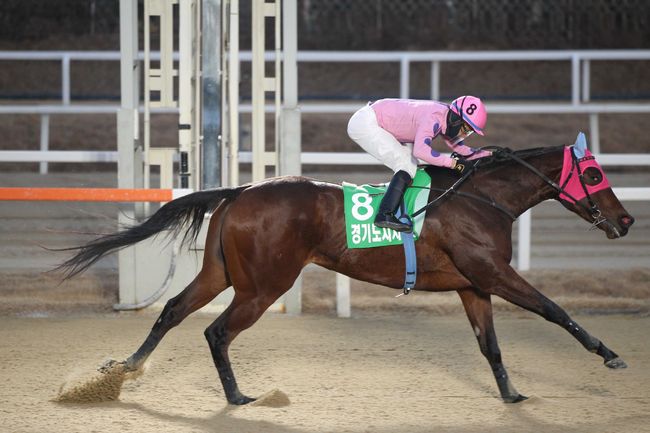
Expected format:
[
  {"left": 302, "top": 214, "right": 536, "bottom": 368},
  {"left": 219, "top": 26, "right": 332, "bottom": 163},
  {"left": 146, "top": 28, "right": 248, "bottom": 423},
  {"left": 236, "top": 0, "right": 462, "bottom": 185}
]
[{"left": 55, "top": 186, "right": 247, "bottom": 279}]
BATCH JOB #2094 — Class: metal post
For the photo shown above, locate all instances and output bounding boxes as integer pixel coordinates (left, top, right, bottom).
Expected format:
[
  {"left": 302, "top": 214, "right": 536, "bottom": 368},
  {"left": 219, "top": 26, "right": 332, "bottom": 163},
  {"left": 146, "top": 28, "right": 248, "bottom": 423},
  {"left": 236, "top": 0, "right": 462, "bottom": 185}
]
[
  {"left": 39, "top": 114, "right": 49, "bottom": 175},
  {"left": 589, "top": 114, "right": 601, "bottom": 154},
  {"left": 251, "top": 0, "right": 266, "bottom": 182},
  {"left": 336, "top": 273, "right": 351, "bottom": 318},
  {"left": 571, "top": 54, "right": 580, "bottom": 106},
  {"left": 118, "top": 0, "right": 141, "bottom": 305},
  {"left": 219, "top": 0, "right": 229, "bottom": 186},
  {"left": 582, "top": 59, "right": 591, "bottom": 102},
  {"left": 178, "top": 0, "right": 196, "bottom": 189},
  {"left": 227, "top": 0, "right": 240, "bottom": 186},
  {"left": 273, "top": 0, "right": 282, "bottom": 163},
  {"left": 62, "top": 55, "right": 71, "bottom": 105},
  {"left": 194, "top": 0, "right": 203, "bottom": 189},
  {"left": 280, "top": 0, "right": 302, "bottom": 314},
  {"left": 279, "top": 0, "right": 300, "bottom": 178},
  {"left": 143, "top": 0, "right": 151, "bottom": 192},
  {"left": 400, "top": 57, "right": 409, "bottom": 99},
  {"left": 430, "top": 60, "right": 440, "bottom": 101},
  {"left": 118, "top": 1, "right": 140, "bottom": 172},
  {"left": 202, "top": 0, "right": 222, "bottom": 189}
]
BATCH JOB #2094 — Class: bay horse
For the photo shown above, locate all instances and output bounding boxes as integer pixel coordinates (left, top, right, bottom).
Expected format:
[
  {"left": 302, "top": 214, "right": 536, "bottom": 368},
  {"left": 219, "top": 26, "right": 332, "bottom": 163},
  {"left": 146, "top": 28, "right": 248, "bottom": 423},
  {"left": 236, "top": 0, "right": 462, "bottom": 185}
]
[{"left": 57, "top": 142, "right": 635, "bottom": 405}]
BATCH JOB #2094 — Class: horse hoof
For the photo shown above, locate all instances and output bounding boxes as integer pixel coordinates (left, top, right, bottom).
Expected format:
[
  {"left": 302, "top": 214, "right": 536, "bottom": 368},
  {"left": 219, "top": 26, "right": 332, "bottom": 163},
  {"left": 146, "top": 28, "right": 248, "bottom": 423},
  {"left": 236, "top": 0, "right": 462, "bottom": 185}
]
[
  {"left": 229, "top": 396, "right": 256, "bottom": 405},
  {"left": 98, "top": 359, "right": 126, "bottom": 373},
  {"left": 504, "top": 394, "right": 528, "bottom": 403},
  {"left": 605, "top": 357, "right": 627, "bottom": 369}
]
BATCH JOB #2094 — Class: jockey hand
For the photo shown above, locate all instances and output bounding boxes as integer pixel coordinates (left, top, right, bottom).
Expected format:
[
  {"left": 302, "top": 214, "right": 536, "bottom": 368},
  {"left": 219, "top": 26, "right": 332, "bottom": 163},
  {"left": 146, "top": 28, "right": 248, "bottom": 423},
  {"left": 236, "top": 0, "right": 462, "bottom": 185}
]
[
  {"left": 465, "top": 149, "right": 493, "bottom": 160},
  {"left": 451, "top": 157, "right": 479, "bottom": 174},
  {"left": 451, "top": 149, "right": 492, "bottom": 162}
]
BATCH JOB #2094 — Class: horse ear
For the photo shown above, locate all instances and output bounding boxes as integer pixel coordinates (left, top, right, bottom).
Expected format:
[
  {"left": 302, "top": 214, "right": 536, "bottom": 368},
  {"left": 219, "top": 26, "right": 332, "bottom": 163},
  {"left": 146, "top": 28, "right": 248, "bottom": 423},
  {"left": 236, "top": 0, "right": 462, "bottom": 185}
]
[{"left": 573, "top": 132, "right": 588, "bottom": 158}]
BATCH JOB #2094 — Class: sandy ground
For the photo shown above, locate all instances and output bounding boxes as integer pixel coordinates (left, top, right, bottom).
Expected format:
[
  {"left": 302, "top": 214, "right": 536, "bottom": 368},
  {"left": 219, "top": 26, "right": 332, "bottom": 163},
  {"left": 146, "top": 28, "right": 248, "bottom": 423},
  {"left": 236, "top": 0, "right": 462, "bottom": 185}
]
[{"left": 1, "top": 311, "right": 650, "bottom": 433}]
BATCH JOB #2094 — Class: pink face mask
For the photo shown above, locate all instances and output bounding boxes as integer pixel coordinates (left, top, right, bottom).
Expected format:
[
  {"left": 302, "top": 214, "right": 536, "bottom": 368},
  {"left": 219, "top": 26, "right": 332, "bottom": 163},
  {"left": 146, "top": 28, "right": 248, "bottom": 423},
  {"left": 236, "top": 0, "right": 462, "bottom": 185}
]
[{"left": 558, "top": 146, "right": 611, "bottom": 203}]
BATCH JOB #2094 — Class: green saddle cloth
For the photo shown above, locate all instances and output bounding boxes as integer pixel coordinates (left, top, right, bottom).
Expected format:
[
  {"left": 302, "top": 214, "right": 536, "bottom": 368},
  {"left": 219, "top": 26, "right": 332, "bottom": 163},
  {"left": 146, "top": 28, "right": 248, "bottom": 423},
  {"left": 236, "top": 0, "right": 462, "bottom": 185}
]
[{"left": 343, "top": 168, "right": 431, "bottom": 249}]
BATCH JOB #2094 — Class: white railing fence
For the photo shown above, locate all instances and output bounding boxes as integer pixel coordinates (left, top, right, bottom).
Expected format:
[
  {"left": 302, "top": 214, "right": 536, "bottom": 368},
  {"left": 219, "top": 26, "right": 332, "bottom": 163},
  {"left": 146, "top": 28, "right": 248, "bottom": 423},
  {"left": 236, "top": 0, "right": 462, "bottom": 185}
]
[
  {"left": 1, "top": 49, "right": 650, "bottom": 166},
  {"left": 3, "top": 49, "right": 650, "bottom": 104}
]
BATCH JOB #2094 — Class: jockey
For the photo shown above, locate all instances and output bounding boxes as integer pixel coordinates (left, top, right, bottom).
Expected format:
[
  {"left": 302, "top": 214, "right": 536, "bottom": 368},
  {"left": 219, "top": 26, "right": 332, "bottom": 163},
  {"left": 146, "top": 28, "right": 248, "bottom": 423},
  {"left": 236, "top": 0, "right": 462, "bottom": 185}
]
[{"left": 347, "top": 95, "right": 491, "bottom": 232}]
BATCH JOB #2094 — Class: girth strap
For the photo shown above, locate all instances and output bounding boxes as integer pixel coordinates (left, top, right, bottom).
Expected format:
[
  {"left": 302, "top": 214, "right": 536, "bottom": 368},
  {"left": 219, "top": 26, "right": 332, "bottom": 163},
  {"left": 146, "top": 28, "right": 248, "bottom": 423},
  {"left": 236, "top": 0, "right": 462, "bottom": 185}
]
[{"left": 395, "top": 205, "right": 417, "bottom": 295}]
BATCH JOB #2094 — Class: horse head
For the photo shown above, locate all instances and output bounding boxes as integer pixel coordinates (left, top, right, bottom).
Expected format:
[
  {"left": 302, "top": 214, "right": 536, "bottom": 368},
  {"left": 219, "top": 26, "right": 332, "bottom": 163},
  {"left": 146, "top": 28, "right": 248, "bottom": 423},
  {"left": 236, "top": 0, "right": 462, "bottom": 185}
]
[{"left": 556, "top": 133, "right": 634, "bottom": 239}]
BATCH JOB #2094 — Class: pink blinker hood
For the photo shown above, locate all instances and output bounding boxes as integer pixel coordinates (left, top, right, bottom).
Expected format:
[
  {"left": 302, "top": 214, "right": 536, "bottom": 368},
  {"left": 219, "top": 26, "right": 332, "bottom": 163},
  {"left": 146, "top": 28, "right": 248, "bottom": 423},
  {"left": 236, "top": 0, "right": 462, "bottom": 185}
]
[{"left": 558, "top": 133, "right": 611, "bottom": 203}]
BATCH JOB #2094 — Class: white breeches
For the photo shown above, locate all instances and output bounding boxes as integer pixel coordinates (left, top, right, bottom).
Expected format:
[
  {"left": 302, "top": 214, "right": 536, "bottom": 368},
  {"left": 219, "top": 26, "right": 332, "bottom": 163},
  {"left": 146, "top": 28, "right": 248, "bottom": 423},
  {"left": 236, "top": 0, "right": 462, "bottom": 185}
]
[{"left": 347, "top": 104, "right": 418, "bottom": 178}]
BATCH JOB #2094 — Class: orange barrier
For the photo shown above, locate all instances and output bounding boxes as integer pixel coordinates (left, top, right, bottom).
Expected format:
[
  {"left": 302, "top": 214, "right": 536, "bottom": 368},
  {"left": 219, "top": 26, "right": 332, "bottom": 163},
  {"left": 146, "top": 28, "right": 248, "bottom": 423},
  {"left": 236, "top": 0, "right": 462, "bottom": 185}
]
[{"left": 0, "top": 187, "right": 190, "bottom": 202}]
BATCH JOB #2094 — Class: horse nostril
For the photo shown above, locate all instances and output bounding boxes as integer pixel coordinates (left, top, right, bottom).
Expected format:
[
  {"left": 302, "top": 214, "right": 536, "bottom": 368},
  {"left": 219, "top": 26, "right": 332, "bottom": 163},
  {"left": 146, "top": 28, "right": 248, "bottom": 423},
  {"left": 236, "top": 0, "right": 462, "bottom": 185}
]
[{"left": 620, "top": 215, "right": 635, "bottom": 228}]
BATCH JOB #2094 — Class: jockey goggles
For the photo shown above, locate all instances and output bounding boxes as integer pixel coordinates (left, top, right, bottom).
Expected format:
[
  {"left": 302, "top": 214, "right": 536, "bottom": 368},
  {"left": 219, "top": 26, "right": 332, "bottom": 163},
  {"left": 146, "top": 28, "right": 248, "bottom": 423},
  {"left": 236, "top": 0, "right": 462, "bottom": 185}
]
[
  {"left": 460, "top": 122, "right": 474, "bottom": 135},
  {"left": 446, "top": 121, "right": 474, "bottom": 146},
  {"left": 445, "top": 110, "right": 474, "bottom": 145}
]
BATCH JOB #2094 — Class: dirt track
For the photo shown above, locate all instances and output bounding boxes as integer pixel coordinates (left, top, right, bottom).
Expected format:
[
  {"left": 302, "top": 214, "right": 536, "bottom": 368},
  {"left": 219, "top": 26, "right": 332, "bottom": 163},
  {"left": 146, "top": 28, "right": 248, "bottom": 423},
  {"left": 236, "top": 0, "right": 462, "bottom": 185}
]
[{"left": 1, "top": 311, "right": 649, "bottom": 433}]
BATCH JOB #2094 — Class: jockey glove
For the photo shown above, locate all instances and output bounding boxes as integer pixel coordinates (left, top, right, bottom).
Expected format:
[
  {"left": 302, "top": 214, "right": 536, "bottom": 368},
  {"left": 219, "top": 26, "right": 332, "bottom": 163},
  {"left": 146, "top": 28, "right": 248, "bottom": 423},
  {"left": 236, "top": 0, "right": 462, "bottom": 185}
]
[{"left": 452, "top": 157, "right": 479, "bottom": 174}]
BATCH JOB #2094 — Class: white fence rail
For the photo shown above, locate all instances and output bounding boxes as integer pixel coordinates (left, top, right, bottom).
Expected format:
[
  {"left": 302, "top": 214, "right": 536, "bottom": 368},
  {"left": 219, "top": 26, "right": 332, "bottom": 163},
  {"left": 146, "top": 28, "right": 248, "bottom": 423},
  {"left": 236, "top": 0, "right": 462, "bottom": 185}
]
[
  {"left": 3, "top": 49, "right": 650, "bottom": 105},
  {"left": 1, "top": 49, "right": 650, "bottom": 159}
]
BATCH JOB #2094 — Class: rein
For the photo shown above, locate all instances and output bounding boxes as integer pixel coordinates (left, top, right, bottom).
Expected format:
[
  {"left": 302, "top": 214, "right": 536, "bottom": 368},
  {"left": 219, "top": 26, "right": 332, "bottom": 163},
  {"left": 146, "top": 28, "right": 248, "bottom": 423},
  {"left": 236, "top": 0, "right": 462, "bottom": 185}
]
[
  {"left": 411, "top": 146, "right": 606, "bottom": 228},
  {"left": 410, "top": 159, "right": 515, "bottom": 220}
]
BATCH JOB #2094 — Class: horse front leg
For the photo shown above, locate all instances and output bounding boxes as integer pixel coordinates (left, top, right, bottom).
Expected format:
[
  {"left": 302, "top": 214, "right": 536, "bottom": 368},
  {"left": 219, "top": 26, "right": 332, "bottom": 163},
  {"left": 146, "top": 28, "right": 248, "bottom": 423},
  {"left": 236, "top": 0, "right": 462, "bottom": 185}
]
[
  {"left": 465, "top": 259, "right": 626, "bottom": 369},
  {"left": 457, "top": 288, "right": 527, "bottom": 403}
]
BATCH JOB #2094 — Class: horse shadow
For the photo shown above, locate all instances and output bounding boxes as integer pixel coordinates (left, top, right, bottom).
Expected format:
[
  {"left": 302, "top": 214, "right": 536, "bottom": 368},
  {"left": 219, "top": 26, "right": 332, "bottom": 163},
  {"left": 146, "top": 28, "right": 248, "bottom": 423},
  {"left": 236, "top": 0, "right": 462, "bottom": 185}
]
[{"left": 97, "top": 400, "right": 302, "bottom": 433}]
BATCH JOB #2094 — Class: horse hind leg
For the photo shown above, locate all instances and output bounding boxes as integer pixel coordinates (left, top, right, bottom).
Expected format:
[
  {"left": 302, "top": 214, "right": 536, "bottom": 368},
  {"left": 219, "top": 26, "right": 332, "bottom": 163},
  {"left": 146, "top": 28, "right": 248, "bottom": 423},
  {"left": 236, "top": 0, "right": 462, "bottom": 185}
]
[
  {"left": 119, "top": 266, "right": 229, "bottom": 372},
  {"left": 457, "top": 288, "right": 527, "bottom": 403},
  {"left": 204, "top": 203, "right": 308, "bottom": 405},
  {"left": 115, "top": 204, "right": 232, "bottom": 372},
  {"left": 204, "top": 272, "right": 299, "bottom": 405}
]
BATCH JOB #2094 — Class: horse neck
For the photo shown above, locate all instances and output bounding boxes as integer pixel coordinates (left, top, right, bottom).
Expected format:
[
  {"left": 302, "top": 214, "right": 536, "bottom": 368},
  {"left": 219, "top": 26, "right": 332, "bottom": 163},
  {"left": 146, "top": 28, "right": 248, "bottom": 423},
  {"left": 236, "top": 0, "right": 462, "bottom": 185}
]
[{"left": 471, "top": 147, "right": 564, "bottom": 218}]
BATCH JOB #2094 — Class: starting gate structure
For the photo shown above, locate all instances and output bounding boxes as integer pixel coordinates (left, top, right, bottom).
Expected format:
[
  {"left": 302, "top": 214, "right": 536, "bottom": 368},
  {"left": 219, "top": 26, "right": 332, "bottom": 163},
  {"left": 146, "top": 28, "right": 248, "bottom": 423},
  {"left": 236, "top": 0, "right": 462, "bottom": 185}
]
[{"left": 116, "top": 0, "right": 301, "bottom": 313}]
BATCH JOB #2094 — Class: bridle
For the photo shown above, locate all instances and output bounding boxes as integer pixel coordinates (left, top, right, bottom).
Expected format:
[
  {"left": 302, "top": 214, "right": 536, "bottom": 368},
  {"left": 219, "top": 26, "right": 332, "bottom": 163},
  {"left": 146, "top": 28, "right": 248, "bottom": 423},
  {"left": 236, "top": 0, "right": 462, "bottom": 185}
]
[
  {"left": 411, "top": 146, "right": 608, "bottom": 230},
  {"left": 553, "top": 147, "right": 608, "bottom": 229},
  {"left": 487, "top": 146, "right": 608, "bottom": 229}
]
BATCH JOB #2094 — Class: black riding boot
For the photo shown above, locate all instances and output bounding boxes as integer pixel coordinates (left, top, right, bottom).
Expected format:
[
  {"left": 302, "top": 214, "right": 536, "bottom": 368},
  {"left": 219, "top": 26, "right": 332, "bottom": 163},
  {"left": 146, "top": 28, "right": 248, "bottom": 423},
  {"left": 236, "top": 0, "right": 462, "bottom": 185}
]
[{"left": 374, "top": 170, "right": 413, "bottom": 232}]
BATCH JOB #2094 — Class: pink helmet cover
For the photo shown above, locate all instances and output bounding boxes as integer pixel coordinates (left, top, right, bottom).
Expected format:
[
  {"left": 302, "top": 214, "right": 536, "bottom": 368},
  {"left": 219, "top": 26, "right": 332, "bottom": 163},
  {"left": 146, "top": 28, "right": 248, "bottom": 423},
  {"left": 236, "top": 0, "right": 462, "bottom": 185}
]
[{"left": 450, "top": 95, "right": 487, "bottom": 136}]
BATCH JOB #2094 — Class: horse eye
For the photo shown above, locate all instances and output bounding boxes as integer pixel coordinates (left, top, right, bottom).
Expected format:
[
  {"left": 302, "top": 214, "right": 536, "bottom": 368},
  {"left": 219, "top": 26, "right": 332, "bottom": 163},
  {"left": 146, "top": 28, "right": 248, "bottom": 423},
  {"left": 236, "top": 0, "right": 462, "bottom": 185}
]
[{"left": 583, "top": 167, "right": 603, "bottom": 186}]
